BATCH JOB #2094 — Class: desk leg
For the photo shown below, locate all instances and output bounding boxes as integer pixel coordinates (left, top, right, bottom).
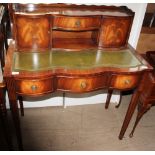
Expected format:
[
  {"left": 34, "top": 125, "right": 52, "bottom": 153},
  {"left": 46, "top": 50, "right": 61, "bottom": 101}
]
[
  {"left": 0, "top": 88, "right": 13, "bottom": 150},
  {"left": 63, "top": 92, "right": 66, "bottom": 108},
  {"left": 105, "top": 89, "right": 113, "bottom": 109},
  {"left": 115, "top": 92, "right": 122, "bottom": 108},
  {"left": 6, "top": 78, "right": 23, "bottom": 150},
  {"left": 129, "top": 102, "right": 152, "bottom": 138},
  {"left": 118, "top": 88, "right": 140, "bottom": 140}
]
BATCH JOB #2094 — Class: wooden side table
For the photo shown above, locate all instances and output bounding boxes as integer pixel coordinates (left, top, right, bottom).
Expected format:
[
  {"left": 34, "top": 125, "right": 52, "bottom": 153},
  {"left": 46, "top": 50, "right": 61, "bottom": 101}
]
[
  {"left": 0, "top": 81, "right": 13, "bottom": 150},
  {"left": 129, "top": 51, "right": 155, "bottom": 137}
]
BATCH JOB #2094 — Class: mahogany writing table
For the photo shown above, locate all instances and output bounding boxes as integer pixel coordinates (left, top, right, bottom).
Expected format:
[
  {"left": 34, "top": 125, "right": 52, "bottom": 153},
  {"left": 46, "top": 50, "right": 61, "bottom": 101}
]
[{"left": 4, "top": 3, "right": 153, "bottom": 150}]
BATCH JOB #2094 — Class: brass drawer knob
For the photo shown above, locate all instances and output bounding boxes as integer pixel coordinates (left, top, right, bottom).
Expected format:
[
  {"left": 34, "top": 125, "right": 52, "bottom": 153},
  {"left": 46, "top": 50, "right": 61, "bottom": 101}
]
[
  {"left": 80, "top": 81, "right": 87, "bottom": 89},
  {"left": 124, "top": 79, "right": 131, "bottom": 85},
  {"left": 75, "top": 20, "right": 81, "bottom": 27},
  {"left": 31, "top": 85, "right": 38, "bottom": 91}
]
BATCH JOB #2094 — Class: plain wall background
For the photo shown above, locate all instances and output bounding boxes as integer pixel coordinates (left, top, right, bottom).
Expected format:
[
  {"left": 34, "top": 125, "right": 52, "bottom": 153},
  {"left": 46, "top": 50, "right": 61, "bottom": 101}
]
[{"left": 5, "top": 3, "right": 147, "bottom": 108}]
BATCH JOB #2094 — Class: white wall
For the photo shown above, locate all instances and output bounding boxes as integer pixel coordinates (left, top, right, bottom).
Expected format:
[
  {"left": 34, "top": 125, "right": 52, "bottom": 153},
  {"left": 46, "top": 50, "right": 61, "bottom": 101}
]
[{"left": 5, "top": 3, "right": 147, "bottom": 108}]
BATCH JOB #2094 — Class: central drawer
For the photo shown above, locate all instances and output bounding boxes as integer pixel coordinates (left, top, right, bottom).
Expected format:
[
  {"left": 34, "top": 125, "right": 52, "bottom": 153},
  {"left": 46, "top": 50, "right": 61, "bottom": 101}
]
[
  {"left": 53, "top": 16, "right": 101, "bottom": 30},
  {"left": 57, "top": 75, "right": 107, "bottom": 93},
  {"left": 15, "top": 78, "right": 54, "bottom": 96}
]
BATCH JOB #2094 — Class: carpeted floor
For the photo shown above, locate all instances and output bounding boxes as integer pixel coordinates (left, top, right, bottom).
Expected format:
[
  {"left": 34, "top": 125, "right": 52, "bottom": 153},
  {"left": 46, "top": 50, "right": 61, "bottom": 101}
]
[{"left": 1, "top": 94, "right": 155, "bottom": 151}]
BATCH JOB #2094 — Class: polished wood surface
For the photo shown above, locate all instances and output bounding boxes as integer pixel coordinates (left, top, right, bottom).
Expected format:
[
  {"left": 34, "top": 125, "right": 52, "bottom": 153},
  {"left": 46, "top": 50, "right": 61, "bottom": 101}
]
[{"left": 4, "top": 4, "right": 153, "bottom": 150}]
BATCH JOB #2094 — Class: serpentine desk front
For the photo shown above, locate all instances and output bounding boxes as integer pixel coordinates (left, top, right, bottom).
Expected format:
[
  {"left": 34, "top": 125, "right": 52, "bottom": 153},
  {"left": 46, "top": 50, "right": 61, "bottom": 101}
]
[{"left": 4, "top": 42, "right": 152, "bottom": 150}]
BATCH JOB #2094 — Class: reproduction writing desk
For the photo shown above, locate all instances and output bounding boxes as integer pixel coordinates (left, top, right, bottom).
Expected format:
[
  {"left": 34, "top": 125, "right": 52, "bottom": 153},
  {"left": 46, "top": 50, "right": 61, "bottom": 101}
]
[{"left": 4, "top": 4, "right": 153, "bottom": 150}]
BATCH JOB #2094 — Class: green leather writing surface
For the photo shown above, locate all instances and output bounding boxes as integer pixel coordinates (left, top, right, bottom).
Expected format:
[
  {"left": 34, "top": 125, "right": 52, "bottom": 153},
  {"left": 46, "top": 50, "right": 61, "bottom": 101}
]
[{"left": 12, "top": 49, "right": 143, "bottom": 72}]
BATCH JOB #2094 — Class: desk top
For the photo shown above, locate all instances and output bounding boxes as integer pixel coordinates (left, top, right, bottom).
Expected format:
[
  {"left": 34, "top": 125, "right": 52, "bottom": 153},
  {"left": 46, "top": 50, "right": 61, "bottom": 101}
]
[{"left": 12, "top": 49, "right": 144, "bottom": 72}]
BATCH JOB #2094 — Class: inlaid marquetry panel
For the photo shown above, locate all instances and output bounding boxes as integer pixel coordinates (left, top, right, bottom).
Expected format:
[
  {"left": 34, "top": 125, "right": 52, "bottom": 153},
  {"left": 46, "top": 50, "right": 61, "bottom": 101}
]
[
  {"left": 99, "top": 17, "right": 132, "bottom": 48},
  {"left": 14, "top": 14, "right": 51, "bottom": 51}
]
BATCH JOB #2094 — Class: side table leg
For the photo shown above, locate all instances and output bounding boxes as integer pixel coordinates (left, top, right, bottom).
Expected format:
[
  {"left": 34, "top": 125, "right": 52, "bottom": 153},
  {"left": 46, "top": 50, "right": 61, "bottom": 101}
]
[
  {"left": 5, "top": 78, "right": 23, "bottom": 150},
  {"left": 9, "top": 99, "right": 23, "bottom": 150},
  {"left": 0, "top": 88, "right": 13, "bottom": 150}
]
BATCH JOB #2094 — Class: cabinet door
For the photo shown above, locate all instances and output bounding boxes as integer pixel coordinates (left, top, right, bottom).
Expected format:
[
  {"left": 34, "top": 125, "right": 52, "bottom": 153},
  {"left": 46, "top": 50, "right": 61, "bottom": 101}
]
[
  {"left": 14, "top": 14, "right": 51, "bottom": 51},
  {"left": 99, "top": 17, "right": 133, "bottom": 48}
]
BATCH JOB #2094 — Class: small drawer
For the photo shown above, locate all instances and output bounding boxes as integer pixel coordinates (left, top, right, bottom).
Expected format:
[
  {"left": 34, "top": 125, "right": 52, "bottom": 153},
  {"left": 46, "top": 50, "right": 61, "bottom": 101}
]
[
  {"left": 57, "top": 75, "right": 107, "bottom": 92},
  {"left": 110, "top": 74, "right": 140, "bottom": 90},
  {"left": 15, "top": 78, "right": 54, "bottom": 96},
  {"left": 53, "top": 16, "right": 101, "bottom": 30}
]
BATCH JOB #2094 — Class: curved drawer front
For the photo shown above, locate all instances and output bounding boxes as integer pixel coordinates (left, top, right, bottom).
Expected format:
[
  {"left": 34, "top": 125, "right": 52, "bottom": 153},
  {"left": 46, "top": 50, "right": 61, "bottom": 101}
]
[
  {"left": 110, "top": 74, "right": 140, "bottom": 90},
  {"left": 53, "top": 16, "right": 101, "bottom": 30},
  {"left": 15, "top": 78, "right": 53, "bottom": 96},
  {"left": 57, "top": 75, "right": 107, "bottom": 92}
]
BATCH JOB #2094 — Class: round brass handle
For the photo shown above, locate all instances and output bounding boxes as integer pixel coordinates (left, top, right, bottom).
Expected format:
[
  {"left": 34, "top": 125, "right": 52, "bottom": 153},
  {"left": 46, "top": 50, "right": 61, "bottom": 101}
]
[
  {"left": 80, "top": 81, "right": 87, "bottom": 89},
  {"left": 124, "top": 79, "right": 131, "bottom": 85},
  {"left": 75, "top": 20, "right": 81, "bottom": 27},
  {"left": 31, "top": 85, "right": 38, "bottom": 91}
]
